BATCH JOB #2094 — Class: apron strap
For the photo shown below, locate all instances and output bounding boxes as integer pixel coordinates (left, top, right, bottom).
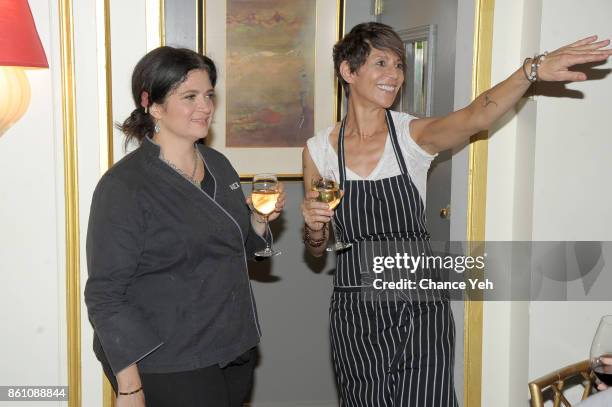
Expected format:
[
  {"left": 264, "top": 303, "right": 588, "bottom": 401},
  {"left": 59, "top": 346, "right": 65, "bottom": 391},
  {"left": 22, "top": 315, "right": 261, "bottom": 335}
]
[
  {"left": 337, "top": 117, "right": 348, "bottom": 184},
  {"left": 385, "top": 109, "right": 409, "bottom": 176},
  {"left": 337, "top": 110, "right": 408, "bottom": 185}
]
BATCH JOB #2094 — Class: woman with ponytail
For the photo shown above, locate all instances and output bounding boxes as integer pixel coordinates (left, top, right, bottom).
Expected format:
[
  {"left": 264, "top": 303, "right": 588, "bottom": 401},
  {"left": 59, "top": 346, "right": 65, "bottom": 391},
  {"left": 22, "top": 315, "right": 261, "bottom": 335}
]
[{"left": 84, "top": 46, "right": 286, "bottom": 407}]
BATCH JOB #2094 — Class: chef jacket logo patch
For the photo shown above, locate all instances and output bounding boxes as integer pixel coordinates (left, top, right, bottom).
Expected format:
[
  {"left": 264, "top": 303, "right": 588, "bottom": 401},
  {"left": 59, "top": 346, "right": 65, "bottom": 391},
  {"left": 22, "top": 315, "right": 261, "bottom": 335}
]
[{"left": 229, "top": 182, "right": 240, "bottom": 190}]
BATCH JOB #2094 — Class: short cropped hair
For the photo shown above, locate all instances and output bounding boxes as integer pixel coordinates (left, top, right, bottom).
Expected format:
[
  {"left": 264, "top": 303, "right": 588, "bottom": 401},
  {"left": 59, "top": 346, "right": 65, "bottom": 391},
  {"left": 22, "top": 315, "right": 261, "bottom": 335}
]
[{"left": 333, "top": 22, "right": 405, "bottom": 95}]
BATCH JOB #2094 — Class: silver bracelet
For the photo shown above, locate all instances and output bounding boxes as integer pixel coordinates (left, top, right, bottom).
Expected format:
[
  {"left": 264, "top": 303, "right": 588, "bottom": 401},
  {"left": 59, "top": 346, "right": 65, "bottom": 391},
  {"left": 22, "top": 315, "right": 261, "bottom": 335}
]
[{"left": 523, "top": 52, "right": 548, "bottom": 83}]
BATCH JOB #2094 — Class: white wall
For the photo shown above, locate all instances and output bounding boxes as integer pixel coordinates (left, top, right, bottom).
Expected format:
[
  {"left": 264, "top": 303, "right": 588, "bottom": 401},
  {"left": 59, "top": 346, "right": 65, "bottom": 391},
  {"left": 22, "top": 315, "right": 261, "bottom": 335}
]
[
  {"left": 529, "top": 0, "right": 612, "bottom": 404},
  {"left": 73, "top": 0, "right": 104, "bottom": 404},
  {"left": 532, "top": 0, "right": 612, "bottom": 241},
  {"left": 481, "top": 0, "right": 612, "bottom": 405},
  {"left": 0, "top": 0, "right": 67, "bottom": 405},
  {"left": 109, "top": 0, "right": 150, "bottom": 159},
  {"left": 481, "top": 2, "right": 530, "bottom": 406}
]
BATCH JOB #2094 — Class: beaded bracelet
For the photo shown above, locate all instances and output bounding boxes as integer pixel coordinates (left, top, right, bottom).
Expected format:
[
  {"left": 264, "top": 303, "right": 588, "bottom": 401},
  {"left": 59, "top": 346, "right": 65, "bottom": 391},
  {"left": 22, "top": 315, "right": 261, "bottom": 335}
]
[
  {"left": 119, "top": 386, "right": 143, "bottom": 396},
  {"left": 303, "top": 223, "right": 328, "bottom": 247}
]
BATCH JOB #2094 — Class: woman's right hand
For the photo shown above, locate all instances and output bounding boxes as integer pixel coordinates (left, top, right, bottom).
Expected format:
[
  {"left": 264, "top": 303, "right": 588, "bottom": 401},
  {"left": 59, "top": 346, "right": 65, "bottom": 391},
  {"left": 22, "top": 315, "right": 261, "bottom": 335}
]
[
  {"left": 116, "top": 391, "right": 145, "bottom": 407},
  {"left": 301, "top": 190, "right": 334, "bottom": 231},
  {"left": 116, "top": 365, "right": 145, "bottom": 406}
]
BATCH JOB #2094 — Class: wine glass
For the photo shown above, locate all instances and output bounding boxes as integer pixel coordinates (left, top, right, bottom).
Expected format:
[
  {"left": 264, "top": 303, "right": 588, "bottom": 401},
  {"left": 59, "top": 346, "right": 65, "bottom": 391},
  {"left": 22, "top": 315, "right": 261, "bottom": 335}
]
[
  {"left": 311, "top": 172, "right": 352, "bottom": 252},
  {"left": 251, "top": 173, "right": 281, "bottom": 257},
  {"left": 590, "top": 315, "right": 612, "bottom": 387}
]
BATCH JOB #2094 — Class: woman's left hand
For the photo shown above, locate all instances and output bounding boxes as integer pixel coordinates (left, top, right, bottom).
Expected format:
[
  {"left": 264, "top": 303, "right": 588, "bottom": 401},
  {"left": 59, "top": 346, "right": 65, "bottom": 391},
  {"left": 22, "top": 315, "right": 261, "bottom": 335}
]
[
  {"left": 246, "top": 182, "right": 286, "bottom": 223},
  {"left": 537, "top": 36, "right": 612, "bottom": 82}
]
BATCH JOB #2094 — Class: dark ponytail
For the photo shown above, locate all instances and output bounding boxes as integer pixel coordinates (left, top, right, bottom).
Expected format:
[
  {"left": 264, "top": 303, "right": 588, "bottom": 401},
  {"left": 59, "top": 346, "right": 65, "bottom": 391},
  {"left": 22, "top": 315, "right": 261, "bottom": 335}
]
[
  {"left": 118, "top": 108, "right": 155, "bottom": 150},
  {"left": 117, "top": 46, "right": 217, "bottom": 149}
]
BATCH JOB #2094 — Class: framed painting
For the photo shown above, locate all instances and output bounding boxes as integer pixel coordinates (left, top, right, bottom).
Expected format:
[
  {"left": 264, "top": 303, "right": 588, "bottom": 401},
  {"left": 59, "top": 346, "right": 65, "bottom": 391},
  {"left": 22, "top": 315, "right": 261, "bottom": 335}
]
[{"left": 199, "top": 0, "right": 344, "bottom": 177}]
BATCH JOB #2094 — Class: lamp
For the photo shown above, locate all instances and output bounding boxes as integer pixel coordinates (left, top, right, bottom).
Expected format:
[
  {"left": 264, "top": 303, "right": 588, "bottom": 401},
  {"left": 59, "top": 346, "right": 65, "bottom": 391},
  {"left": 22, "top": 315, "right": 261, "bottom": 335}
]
[{"left": 0, "top": 0, "right": 49, "bottom": 137}]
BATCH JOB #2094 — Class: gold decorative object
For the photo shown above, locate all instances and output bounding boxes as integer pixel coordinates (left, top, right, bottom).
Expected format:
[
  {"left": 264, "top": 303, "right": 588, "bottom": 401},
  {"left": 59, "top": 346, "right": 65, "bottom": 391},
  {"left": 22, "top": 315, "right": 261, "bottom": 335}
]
[{"left": 529, "top": 360, "right": 596, "bottom": 407}]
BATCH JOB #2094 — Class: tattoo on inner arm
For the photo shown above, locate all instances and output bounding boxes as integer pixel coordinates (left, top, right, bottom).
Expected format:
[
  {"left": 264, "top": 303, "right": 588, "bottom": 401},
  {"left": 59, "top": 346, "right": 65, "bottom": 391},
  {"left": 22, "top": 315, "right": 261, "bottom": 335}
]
[{"left": 483, "top": 94, "right": 498, "bottom": 108}]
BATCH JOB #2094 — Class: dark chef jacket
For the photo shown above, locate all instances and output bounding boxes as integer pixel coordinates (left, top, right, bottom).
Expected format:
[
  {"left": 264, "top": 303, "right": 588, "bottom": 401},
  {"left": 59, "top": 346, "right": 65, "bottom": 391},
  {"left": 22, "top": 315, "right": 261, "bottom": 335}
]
[{"left": 84, "top": 137, "right": 267, "bottom": 375}]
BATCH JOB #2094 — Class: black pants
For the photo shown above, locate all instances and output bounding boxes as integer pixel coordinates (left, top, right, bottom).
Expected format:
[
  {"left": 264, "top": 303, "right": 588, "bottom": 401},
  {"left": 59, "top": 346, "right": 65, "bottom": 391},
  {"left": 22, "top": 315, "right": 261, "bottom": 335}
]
[{"left": 103, "top": 349, "right": 256, "bottom": 407}]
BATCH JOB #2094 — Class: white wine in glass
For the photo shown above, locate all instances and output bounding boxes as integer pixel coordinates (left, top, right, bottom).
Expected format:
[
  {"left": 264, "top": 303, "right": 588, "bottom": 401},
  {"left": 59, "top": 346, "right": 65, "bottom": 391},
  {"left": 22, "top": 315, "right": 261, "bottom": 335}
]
[
  {"left": 312, "top": 175, "right": 351, "bottom": 251},
  {"left": 252, "top": 190, "right": 280, "bottom": 216},
  {"left": 252, "top": 173, "right": 281, "bottom": 257},
  {"left": 314, "top": 178, "right": 342, "bottom": 210},
  {"left": 591, "top": 315, "right": 612, "bottom": 386}
]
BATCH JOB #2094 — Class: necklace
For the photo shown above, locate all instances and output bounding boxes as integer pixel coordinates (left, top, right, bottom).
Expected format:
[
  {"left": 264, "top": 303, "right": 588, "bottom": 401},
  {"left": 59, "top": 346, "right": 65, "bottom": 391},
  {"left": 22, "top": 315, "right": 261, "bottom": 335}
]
[{"left": 159, "top": 146, "right": 201, "bottom": 187}]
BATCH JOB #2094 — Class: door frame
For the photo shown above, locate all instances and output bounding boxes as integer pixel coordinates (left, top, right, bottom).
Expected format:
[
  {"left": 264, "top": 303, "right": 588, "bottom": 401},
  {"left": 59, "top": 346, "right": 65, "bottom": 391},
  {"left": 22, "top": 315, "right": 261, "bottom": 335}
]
[{"left": 464, "top": 0, "right": 495, "bottom": 406}]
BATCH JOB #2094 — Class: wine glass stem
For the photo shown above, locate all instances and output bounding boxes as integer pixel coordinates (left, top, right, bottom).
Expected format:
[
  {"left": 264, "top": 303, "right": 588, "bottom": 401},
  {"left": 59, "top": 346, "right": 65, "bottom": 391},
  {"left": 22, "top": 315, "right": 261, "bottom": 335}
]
[
  {"left": 264, "top": 216, "right": 271, "bottom": 252},
  {"left": 330, "top": 218, "right": 341, "bottom": 244}
]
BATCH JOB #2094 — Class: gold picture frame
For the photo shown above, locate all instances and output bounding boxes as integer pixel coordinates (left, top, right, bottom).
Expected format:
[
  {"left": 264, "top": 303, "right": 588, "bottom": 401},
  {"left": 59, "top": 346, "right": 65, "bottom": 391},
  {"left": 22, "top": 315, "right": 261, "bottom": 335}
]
[{"left": 198, "top": 0, "right": 344, "bottom": 178}]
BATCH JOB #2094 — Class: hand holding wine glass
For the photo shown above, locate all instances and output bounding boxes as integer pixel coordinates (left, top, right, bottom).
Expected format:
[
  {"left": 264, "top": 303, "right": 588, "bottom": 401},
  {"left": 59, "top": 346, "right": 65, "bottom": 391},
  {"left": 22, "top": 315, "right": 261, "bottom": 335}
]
[
  {"left": 251, "top": 173, "right": 282, "bottom": 257},
  {"left": 311, "top": 172, "right": 351, "bottom": 252},
  {"left": 302, "top": 189, "right": 334, "bottom": 231},
  {"left": 591, "top": 315, "right": 612, "bottom": 390}
]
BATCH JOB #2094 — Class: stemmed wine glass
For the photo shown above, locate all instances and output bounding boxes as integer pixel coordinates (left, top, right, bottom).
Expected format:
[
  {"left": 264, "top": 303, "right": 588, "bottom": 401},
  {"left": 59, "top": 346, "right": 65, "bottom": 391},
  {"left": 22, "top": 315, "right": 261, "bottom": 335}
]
[
  {"left": 251, "top": 173, "right": 281, "bottom": 257},
  {"left": 590, "top": 315, "right": 612, "bottom": 387},
  {"left": 311, "top": 171, "right": 352, "bottom": 252}
]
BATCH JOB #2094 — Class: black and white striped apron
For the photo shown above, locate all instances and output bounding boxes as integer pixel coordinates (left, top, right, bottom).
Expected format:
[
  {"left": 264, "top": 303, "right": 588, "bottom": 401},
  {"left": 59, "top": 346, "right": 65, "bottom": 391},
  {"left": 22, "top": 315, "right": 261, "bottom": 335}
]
[{"left": 329, "top": 110, "right": 458, "bottom": 406}]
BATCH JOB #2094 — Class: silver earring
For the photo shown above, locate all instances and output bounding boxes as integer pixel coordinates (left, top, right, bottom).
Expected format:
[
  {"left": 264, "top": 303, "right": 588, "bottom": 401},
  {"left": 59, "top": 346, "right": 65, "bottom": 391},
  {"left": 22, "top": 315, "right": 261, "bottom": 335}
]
[{"left": 154, "top": 121, "right": 161, "bottom": 133}]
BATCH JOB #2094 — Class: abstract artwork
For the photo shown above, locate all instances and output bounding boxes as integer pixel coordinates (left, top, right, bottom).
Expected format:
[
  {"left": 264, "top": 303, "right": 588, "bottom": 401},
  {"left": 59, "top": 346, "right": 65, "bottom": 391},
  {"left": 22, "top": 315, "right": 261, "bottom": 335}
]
[{"left": 226, "top": 0, "right": 315, "bottom": 147}]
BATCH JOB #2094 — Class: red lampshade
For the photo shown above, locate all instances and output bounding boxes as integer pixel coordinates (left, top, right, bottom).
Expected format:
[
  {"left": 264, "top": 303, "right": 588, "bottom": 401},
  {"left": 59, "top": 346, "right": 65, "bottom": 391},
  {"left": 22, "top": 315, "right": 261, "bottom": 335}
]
[{"left": 0, "top": 0, "right": 48, "bottom": 68}]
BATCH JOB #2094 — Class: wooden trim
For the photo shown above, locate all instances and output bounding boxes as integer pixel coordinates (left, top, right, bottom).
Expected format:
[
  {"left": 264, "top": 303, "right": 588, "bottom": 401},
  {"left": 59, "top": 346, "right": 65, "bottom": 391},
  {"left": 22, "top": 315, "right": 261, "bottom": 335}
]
[
  {"left": 58, "top": 0, "right": 81, "bottom": 405},
  {"left": 159, "top": 0, "right": 165, "bottom": 46},
  {"left": 464, "top": 0, "right": 495, "bottom": 406},
  {"left": 103, "top": 0, "right": 114, "bottom": 171},
  {"left": 197, "top": 0, "right": 205, "bottom": 54}
]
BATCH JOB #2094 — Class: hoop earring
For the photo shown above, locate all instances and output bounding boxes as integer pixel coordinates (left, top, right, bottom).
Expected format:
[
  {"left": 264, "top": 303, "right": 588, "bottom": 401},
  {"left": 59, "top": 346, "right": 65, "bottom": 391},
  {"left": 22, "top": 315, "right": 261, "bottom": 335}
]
[{"left": 154, "top": 121, "right": 161, "bottom": 133}]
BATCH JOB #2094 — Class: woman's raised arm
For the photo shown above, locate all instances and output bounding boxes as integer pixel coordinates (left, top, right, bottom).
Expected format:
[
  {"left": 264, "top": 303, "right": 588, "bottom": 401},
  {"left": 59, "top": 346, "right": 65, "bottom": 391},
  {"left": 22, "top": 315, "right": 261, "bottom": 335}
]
[{"left": 411, "top": 36, "right": 612, "bottom": 155}]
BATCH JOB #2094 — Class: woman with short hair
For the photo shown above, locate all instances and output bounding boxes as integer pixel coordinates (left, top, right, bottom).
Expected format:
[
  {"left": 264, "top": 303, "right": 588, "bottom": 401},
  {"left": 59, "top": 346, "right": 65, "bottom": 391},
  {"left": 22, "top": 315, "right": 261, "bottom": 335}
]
[{"left": 301, "top": 22, "right": 611, "bottom": 406}]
